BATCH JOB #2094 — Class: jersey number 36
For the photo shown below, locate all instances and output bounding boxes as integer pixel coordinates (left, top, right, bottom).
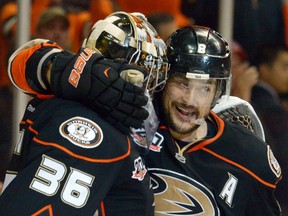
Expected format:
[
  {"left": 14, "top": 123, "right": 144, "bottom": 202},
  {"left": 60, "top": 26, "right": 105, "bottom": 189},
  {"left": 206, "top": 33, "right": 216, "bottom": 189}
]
[{"left": 29, "top": 154, "right": 95, "bottom": 208}]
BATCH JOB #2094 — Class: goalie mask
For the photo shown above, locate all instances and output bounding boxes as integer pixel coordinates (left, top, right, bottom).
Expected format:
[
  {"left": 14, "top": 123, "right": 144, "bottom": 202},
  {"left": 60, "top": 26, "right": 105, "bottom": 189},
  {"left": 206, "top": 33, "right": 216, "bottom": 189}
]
[
  {"left": 82, "top": 11, "right": 168, "bottom": 95},
  {"left": 83, "top": 11, "right": 169, "bottom": 153},
  {"left": 166, "top": 25, "right": 231, "bottom": 108}
]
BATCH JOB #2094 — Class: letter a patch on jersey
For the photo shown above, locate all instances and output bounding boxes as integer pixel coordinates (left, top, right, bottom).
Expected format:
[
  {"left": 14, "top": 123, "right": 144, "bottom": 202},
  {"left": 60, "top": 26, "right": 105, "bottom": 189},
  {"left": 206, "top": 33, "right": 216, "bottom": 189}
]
[{"left": 219, "top": 172, "right": 238, "bottom": 207}]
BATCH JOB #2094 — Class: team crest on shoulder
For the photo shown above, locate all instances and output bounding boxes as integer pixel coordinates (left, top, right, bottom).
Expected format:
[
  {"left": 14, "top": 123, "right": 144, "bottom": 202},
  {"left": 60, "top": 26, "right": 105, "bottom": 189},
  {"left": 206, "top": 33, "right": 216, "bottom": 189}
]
[
  {"left": 267, "top": 146, "right": 281, "bottom": 177},
  {"left": 60, "top": 116, "right": 103, "bottom": 148}
]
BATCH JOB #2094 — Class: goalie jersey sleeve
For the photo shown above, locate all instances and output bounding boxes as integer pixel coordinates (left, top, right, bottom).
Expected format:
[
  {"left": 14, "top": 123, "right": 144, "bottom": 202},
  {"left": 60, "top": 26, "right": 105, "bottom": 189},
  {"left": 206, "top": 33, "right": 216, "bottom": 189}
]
[
  {"left": 0, "top": 97, "right": 154, "bottom": 216},
  {"left": 8, "top": 39, "right": 64, "bottom": 98}
]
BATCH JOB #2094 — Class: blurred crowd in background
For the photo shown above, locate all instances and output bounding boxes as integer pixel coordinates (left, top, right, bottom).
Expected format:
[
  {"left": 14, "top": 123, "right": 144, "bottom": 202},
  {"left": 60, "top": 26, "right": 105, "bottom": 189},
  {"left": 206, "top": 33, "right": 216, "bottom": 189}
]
[{"left": 1, "top": 0, "right": 288, "bottom": 214}]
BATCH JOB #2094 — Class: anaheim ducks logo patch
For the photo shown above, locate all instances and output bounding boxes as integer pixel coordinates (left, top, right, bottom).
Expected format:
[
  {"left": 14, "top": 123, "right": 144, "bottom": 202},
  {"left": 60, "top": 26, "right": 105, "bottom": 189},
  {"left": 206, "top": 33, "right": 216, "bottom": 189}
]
[
  {"left": 60, "top": 116, "right": 103, "bottom": 148},
  {"left": 149, "top": 168, "right": 220, "bottom": 216},
  {"left": 267, "top": 146, "right": 281, "bottom": 177}
]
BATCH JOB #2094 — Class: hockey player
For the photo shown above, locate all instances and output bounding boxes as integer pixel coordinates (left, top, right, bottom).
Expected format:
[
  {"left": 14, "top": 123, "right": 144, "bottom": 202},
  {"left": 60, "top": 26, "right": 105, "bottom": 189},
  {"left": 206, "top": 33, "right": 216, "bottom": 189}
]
[
  {"left": 144, "top": 26, "right": 281, "bottom": 215},
  {"left": 5, "top": 14, "right": 281, "bottom": 215},
  {"left": 0, "top": 12, "right": 168, "bottom": 215}
]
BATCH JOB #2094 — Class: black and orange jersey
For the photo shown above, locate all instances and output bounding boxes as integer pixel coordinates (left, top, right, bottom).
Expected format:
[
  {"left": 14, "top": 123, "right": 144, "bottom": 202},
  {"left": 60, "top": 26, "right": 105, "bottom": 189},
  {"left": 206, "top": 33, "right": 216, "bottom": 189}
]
[
  {"left": 7, "top": 39, "right": 282, "bottom": 215},
  {"left": 0, "top": 97, "right": 154, "bottom": 216},
  {"left": 141, "top": 111, "right": 281, "bottom": 215},
  {"left": 8, "top": 39, "right": 64, "bottom": 98}
]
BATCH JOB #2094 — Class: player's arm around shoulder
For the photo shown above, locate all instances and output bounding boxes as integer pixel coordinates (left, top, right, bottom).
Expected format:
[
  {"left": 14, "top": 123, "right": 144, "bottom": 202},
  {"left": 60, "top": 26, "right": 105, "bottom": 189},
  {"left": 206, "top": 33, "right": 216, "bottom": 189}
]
[{"left": 8, "top": 39, "right": 64, "bottom": 97}]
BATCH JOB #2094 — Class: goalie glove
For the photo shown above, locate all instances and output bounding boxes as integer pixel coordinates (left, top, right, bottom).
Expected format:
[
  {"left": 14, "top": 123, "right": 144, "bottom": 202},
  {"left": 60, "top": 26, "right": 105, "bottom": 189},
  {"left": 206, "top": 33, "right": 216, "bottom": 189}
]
[{"left": 50, "top": 47, "right": 149, "bottom": 134}]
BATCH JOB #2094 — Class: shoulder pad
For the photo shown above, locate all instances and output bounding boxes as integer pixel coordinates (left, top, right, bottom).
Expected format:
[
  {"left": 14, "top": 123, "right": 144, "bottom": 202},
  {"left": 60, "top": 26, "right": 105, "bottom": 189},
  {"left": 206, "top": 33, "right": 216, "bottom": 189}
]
[
  {"left": 218, "top": 123, "right": 281, "bottom": 187},
  {"left": 26, "top": 98, "right": 131, "bottom": 163}
]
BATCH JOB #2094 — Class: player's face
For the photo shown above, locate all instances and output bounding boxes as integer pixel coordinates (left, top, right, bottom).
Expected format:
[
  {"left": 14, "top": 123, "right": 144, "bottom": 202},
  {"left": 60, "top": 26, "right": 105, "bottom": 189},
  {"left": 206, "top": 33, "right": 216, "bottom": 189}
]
[{"left": 162, "top": 73, "right": 216, "bottom": 135}]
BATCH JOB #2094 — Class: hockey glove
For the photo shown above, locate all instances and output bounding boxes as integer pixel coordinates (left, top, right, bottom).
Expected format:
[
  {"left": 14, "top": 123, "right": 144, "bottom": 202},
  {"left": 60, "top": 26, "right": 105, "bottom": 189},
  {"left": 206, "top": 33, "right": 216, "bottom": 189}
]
[{"left": 50, "top": 48, "right": 149, "bottom": 134}]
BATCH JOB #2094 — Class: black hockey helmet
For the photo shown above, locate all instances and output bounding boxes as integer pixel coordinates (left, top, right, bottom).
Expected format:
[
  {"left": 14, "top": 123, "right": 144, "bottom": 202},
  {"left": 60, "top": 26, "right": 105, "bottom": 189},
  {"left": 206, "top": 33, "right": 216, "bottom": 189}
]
[{"left": 166, "top": 25, "right": 231, "bottom": 106}]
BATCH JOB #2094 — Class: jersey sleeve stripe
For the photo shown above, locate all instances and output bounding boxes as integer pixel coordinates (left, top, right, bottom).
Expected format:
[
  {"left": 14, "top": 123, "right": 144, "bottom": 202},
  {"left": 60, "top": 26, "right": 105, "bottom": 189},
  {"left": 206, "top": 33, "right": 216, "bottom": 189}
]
[
  {"left": 36, "top": 48, "right": 62, "bottom": 90},
  {"left": 8, "top": 39, "right": 63, "bottom": 95},
  {"left": 33, "top": 136, "right": 131, "bottom": 163},
  {"left": 31, "top": 204, "right": 53, "bottom": 216},
  {"left": 8, "top": 43, "right": 43, "bottom": 94},
  {"left": 25, "top": 118, "right": 131, "bottom": 162},
  {"left": 202, "top": 147, "right": 277, "bottom": 189}
]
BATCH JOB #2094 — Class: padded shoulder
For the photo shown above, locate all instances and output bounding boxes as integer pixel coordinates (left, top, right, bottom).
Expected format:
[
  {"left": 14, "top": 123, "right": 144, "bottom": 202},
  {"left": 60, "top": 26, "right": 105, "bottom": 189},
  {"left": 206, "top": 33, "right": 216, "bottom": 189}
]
[
  {"left": 210, "top": 121, "right": 281, "bottom": 187},
  {"left": 23, "top": 98, "right": 130, "bottom": 163}
]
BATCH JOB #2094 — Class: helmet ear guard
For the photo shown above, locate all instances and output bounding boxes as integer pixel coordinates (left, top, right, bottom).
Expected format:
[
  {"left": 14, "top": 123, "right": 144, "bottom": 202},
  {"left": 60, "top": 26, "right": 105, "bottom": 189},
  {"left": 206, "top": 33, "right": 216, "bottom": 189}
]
[{"left": 166, "top": 25, "right": 231, "bottom": 107}]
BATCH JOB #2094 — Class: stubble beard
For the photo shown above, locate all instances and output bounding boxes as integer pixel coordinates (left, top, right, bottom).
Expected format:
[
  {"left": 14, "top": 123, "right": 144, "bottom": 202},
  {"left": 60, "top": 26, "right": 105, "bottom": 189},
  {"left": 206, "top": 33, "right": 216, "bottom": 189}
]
[{"left": 164, "top": 106, "right": 200, "bottom": 135}]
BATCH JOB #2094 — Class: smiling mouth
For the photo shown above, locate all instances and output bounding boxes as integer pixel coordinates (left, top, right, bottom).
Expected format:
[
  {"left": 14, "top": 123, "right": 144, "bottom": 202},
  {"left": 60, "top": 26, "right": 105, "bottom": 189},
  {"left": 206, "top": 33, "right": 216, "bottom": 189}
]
[{"left": 176, "top": 105, "right": 197, "bottom": 118}]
